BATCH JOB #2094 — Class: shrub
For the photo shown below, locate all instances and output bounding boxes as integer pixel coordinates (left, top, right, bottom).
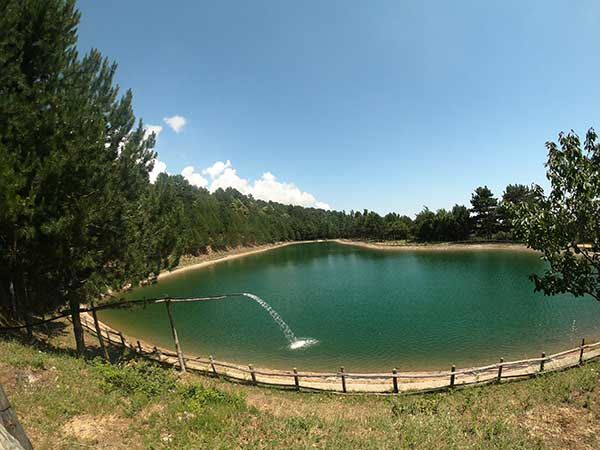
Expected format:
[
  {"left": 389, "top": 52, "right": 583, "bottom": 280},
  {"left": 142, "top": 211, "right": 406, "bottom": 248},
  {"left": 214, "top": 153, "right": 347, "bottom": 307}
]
[
  {"left": 177, "top": 382, "right": 246, "bottom": 411},
  {"left": 93, "top": 359, "right": 177, "bottom": 399}
]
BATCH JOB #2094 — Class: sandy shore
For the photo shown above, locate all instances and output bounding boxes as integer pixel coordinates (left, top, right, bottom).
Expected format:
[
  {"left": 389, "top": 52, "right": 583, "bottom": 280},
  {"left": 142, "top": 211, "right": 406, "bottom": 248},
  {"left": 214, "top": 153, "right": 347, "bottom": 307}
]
[
  {"left": 158, "top": 238, "right": 537, "bottom": 280},
  {"left": 333, "top": 239, "right": 537, "bottom": 253},
  {"left": 158, "top": 240, "right": 325, "bottom": 280}
]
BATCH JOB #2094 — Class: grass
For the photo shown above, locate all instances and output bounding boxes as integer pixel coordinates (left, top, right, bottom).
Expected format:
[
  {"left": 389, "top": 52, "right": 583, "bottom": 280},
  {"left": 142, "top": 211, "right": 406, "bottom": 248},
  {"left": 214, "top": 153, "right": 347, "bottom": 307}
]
[{"left": 2, "top": 330, "right": 600, "bottom": 449}]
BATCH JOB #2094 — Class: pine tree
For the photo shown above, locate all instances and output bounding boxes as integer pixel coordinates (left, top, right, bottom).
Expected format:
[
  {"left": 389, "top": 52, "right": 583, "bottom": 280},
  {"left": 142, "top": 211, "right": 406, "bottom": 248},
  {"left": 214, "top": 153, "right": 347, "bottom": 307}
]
[
  {"left": 0, "top": 0, "right": 158, "bottom": 354},
  {"left": 470, "top": 186, "right": 499, "bottom": 239}
]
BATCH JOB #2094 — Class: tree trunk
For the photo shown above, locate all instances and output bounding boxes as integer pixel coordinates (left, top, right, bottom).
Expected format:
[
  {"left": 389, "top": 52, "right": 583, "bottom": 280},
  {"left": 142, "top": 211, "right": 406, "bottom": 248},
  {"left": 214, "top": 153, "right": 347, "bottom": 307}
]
[
  {"left": 69, "top": 298, "right": 86, "bottom": 356},
  {"left": 0, "top": 384, "right": 33, "bottom": 450},
  {"left": 24, "top": 316, "right": 32, "bottom": 338}
]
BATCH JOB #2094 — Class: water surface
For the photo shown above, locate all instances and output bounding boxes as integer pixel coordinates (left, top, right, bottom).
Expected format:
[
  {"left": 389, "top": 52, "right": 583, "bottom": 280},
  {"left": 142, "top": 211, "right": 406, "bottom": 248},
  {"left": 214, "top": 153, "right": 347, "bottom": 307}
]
[{"left": 100, "top": 242, "right": 600, "bottom": 371}]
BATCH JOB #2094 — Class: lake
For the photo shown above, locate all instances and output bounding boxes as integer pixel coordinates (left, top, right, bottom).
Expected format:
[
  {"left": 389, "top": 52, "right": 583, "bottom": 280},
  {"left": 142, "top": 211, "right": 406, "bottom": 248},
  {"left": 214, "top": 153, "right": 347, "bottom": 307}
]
[{"left": 99, "top": 242, "right": 600, "bottom": 371}]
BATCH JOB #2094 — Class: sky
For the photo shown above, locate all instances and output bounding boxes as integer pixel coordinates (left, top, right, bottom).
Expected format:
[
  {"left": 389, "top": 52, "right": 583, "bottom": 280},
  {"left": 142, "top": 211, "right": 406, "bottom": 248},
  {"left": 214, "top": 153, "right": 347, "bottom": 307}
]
[{"left": 76, "top": 0, "right": 600, "bottom": 216}]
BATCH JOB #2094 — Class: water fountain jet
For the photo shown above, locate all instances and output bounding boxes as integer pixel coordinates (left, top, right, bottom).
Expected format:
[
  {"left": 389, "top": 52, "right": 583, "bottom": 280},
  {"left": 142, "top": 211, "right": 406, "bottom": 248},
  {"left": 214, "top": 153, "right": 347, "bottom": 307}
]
[{"left": 239, "top": 293, "right": 318, "bottom": 350}]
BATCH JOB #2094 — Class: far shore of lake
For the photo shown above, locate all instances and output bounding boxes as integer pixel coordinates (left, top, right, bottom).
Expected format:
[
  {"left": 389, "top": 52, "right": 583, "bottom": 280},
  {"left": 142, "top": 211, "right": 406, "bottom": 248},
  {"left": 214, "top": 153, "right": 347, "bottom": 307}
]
[
  {"left": 157, "top": 238, "right": 536, "bottom": 280},
  {"left": 157, "top": 240, "right": 324, "bottom": 280},
  {"left": 333, "top": 239, "right": 537, "bottom": 253}
]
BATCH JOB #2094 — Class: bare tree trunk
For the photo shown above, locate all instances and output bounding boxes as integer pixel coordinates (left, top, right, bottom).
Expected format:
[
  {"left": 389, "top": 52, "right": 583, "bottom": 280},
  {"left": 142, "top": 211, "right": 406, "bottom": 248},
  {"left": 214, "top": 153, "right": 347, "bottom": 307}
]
[
  {"left": 24, "top": 316, "right": 32, "bottom": 339},
  {"left": 69, "top": 298, "right": 86, "bottom": 356},
  {"left": 0, "top": 384, "right": 33, "bottom": 450},
  {"left": 22, "top": 275, "right": 32, "bottom": 338},
  {"left": 8, "top": 281, "right": 17, "bottom": 319}
]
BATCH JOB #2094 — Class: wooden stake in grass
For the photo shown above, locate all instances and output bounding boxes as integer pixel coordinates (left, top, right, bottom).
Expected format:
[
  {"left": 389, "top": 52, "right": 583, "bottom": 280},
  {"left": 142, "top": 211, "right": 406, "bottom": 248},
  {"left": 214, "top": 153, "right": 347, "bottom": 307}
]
[
  {"left": 293, "top": 368, "right": 300, "bottom": 390},
  {"left": 340, "top": 367, "right": 347, "bottom": 393},
  {"left": 209, "top": 355, "right": 217, "bottom": 376},
  {"left": 91, "top": 305, "right": 109, "bottom": 362},
  {"left": 249, "top": 364, "right": 257, "bottom": 384},
  {"left": 497, "top": 358, "right": 504, "bottom": 382},
  {"left": 165, "top": 300, "right": 186, "bottom": 373},
  {"left": 392, "top": 368, "right": 399, "bottom": 393},
  {"left": 579, "top": 338, "right": 585, "bottom": 365},
  {"left": 450, "top": 365, "right": 456, "bottom": 388},
  {"left": 540, "top": 352, "right": 546, "bottom": 372}
]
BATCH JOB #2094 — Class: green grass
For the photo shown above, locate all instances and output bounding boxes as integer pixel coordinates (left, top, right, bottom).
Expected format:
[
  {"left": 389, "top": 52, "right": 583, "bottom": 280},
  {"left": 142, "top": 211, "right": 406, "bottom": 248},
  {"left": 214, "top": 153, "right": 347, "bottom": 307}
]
[{"left": 2, "top": 336, "right": 600, "bottom": 449}]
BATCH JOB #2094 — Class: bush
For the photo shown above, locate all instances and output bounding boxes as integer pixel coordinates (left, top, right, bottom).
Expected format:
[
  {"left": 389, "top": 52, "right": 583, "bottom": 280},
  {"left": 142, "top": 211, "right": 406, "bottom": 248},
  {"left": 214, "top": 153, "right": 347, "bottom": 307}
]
[
  {"left": 93, "top": 359, "right": 177, "bottom": 399},
  {"left": 177, "top": 382, "right": 246, "bottom": 411}
]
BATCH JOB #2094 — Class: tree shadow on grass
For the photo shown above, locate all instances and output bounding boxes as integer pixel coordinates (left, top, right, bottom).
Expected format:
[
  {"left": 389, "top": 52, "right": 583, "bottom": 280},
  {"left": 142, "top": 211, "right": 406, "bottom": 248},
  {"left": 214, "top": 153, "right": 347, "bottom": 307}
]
[
  {"left": 0, "top": 319, "right": 176, "bottom": 373},
  {"left": 0, "top": 320, "right": 132, "bottom": 363}
]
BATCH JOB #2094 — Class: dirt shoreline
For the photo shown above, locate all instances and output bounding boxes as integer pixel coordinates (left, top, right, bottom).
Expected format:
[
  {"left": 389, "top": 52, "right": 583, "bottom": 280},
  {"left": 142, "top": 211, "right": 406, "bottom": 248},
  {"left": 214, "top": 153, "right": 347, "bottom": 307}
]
[
  {"left": 333, "top": 239, "right": 537, "bottom": 253},
  {"left": 157, "top": 240, "right": 325, "bottom": 280},
  {"left": 158, "top": 239, "right": 536, "bottom": 280}
]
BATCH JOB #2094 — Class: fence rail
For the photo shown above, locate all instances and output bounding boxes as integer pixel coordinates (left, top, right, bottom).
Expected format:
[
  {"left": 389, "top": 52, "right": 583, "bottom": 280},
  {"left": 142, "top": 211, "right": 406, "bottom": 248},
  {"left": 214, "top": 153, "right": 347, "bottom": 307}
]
[{"left": 79, "top": 311, "right": 600, "bottom": 394}]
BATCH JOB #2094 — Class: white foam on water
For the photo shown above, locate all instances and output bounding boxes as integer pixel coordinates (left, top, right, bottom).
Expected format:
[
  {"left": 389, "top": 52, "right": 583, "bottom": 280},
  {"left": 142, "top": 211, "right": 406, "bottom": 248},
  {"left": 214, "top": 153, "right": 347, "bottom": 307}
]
[{"left": 289, "top": 338, "right": 319, "bottom": 350}]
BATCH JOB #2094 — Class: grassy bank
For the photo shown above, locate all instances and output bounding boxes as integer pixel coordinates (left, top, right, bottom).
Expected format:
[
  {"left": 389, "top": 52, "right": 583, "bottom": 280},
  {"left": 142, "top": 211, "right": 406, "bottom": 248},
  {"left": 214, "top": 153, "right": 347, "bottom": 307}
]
[{"left": 2, "top": 329, "right": 600, "bottom": 449}]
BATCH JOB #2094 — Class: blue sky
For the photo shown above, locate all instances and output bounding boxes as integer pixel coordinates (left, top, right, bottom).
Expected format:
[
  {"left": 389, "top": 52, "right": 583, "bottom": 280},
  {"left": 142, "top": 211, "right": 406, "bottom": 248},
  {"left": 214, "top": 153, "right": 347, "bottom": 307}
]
[{"left": 77, "top": 0, "right": 600, "bottom": 215}]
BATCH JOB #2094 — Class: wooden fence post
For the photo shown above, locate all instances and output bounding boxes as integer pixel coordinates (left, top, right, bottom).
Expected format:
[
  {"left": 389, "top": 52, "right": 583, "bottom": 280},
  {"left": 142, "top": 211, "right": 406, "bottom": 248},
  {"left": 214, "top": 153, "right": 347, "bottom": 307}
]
[
  {"left": 118, "top": 331, "right": 126, "bottom": 347},
  {"left": 209, "top": 355, "right": 217, "bottom": 376},
  {"left": 165, "top": 300, "right": 186, "bottom": 373},
  {"left": 540, "top": 352, "right": 546, "bottom": 372},
  {"left": 293, "top": 368, "right": 300, "bottom": 390},
  {"left": 249, "top": 365, "right": 257, "bottom": 384},
  {"left": 497, "top": 358, "right": 504, "bottom": 382},
  {"left": 450, "top": 365, "right": 456, "bottom": 388},
  {"left": 579, "top": 338, "right": 585, "bottom": 365},
  {"left": 0, "top": 384, "right": 33, "bottom": 450},
  {"left": 91, "top": 307, "right": 110, "bottom": 362},
  {"left": 340, "top": 367, "right": 347, "bottom": 393},
  {"left": 392, "top": 368, "right": 399, "bottom": 393},
  {"left": 153, "top": 346, "right": 162, "bottom": 360}
]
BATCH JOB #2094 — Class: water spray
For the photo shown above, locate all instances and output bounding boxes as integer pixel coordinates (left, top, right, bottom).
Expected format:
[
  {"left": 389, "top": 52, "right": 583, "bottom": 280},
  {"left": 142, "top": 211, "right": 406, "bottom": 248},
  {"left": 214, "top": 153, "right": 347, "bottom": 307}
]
[{"left": 239, "top": 293, "right": 318, "bottom": 350}]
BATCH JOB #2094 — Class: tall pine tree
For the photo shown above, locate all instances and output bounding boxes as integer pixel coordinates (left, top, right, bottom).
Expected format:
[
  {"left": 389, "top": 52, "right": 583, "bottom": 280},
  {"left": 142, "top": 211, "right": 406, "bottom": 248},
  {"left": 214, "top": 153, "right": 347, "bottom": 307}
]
[{"left": 0, "top": 0, "right": 160, "bottom": 353}]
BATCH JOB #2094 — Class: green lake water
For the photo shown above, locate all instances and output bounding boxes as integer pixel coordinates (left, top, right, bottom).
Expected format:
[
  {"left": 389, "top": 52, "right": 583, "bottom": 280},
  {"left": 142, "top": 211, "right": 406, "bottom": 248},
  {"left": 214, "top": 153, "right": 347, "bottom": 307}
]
[{"left": 99, "top": 242, "right": 600, "bottom": 371}]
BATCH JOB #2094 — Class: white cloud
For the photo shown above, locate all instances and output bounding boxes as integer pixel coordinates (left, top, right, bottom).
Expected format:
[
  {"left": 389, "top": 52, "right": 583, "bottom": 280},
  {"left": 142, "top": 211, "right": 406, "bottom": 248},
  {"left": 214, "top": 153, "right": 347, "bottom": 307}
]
[
  {"left": 181, "top": 166, "right": 208, "bottom": 188},
  {"left": 149, "top": 158, "right": 167, "bottom": 183},
  {"left": 202, "top": 160, "right": 232, "bottom": 179},
  {"left": 164, "top": 115, "right": 187, "bottom": 133},
  {"left": 147, "top": 157, "right": 331, "bottom": 209},
  {"left": 205, "top": 161, "right": 330, "bottom": 210},
  {"left": 209, "top": 167, "right": 250, "bottom": 194},
  {"left": 144, "top": 124, "right": 163, "bottom": 139}
]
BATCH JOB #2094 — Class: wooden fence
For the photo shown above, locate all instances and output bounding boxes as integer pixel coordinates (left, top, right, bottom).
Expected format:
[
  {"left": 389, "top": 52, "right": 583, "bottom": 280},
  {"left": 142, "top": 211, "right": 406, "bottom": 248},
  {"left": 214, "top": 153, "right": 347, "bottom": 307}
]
[{"left": 80, "top": 308, "right": 600, "bottom": 394}]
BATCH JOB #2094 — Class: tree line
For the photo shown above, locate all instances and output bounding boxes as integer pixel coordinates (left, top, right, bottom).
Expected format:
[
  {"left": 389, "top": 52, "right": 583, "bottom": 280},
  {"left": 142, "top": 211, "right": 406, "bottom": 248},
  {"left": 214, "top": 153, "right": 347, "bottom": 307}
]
[
  {"left": 2, "top": 0, "right": 595, "bottom": 354},
  {"left": 147, "top": 174, "right": 538, "bottom": 259}
]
